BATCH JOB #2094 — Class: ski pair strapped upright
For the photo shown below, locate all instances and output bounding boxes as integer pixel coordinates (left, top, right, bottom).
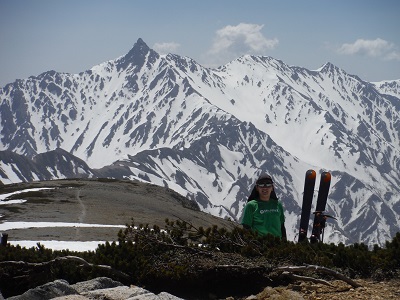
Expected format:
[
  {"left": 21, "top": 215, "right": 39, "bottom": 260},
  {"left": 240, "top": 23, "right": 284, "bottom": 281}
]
[{"left": 298, "top": 169, "right": 335, "bottom": 243}]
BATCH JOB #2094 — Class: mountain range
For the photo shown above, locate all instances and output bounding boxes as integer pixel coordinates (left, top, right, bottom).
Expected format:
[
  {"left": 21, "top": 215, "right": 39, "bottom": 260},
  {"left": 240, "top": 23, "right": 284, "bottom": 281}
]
[{"left": 1, "top": 38, "right": 399, "bottom": 247}]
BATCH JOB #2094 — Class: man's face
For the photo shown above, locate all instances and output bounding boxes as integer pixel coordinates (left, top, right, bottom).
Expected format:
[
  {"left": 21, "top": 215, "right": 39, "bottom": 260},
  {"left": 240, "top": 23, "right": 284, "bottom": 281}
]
[{"left": 256, "top": 183, "right": 273, "bottom": 199}]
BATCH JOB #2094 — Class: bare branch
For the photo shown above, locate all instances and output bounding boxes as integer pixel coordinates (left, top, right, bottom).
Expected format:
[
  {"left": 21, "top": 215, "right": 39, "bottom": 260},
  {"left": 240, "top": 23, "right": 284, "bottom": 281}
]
[
  {"left": 276, "top": 265, "right": 362, "bottom": 288},
  {"left": 281, "top": 271, "right": 332, "bottom": 286},
  {"left": 0, "top": 255, "right": 130, "bottom": 280},
  {"left": 125, "top": 227, "right": 214, "bottom": 256}
]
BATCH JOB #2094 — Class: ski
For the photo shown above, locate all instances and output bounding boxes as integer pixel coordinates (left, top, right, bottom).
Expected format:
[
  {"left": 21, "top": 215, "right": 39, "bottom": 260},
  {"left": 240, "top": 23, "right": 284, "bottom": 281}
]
[
  {"left": 298, "top": 169, "right": 316, "bottom": 242},
  {"left": 310, "top": 171, "right": 333, "bottom": 243}
]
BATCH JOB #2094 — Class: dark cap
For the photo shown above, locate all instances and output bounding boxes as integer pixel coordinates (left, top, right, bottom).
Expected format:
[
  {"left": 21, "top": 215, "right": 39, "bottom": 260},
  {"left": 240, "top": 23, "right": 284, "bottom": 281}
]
[{"left": 256, "top": 173, "right": 273, "bottom": 184}]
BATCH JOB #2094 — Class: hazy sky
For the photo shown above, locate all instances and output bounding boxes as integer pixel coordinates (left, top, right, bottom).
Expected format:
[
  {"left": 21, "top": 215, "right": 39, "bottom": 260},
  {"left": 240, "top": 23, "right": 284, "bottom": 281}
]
[{"left": 1, "top": 0, "right": 399, "bottom": 87}]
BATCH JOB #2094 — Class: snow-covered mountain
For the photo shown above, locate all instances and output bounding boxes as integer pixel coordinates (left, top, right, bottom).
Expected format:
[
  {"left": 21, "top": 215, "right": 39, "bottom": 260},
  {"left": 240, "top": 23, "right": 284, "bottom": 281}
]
[{"left": 1, "top": 38, "right": 399, "bottom": 247}]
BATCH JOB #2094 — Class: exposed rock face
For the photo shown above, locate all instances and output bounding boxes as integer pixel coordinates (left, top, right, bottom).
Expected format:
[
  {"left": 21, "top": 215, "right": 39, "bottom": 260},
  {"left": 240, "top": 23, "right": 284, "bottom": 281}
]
[{"left": 6, "top": 277, "right": 183, "bottom": 300}]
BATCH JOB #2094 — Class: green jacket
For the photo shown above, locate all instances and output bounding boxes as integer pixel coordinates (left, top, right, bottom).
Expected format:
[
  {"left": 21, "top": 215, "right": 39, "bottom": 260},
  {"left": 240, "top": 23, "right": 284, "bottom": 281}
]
[{"left": 241, "top": 199, "right": 285, "bottom": 238}]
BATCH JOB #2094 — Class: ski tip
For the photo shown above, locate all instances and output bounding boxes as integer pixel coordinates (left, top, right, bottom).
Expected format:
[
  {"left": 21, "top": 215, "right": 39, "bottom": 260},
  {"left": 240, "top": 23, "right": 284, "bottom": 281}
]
[
  {"left": 306, "top": 169, "right": 316, "bottom": 179},
  {"left": 321, "top": 172, "right": 331, "bottom": 182}
]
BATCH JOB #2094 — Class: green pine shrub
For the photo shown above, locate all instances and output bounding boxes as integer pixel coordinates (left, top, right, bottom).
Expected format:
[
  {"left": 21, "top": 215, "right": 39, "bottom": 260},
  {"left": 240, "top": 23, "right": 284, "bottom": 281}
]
[{"left": 0, "top": 220, "right": 399, "bottom": 298}]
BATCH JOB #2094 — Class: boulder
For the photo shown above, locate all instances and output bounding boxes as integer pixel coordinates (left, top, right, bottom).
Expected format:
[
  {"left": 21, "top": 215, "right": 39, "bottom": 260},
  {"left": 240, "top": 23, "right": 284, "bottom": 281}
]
[{"left": 6, "top": 277, "right": 184, "bottom": 300}]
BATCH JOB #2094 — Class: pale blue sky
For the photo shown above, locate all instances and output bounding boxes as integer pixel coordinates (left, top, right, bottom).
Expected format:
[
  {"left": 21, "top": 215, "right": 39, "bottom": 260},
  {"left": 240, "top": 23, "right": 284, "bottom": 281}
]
[{"left": 1, "top": 0, "right": 399, "bottom": 87}]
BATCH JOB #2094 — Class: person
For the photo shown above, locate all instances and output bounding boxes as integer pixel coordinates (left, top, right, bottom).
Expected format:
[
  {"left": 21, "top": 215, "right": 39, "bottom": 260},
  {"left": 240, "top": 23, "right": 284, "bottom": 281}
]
[{"left": 241, "top": 173, "right": 287, "bottom": 239}]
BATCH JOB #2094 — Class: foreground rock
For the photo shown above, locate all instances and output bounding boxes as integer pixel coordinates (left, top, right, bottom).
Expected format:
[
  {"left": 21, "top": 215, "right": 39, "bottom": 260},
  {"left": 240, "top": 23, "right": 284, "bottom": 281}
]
[
  {"left": 5, "top": 277, "right": 183, "bottom": 300},
  {"left": 4, "top": 276, "right": 400, "bottom": 300}
]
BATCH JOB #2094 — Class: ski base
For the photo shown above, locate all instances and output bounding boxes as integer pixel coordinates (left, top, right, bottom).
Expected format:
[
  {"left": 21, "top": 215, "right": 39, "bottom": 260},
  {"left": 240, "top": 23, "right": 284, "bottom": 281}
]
[
  {"left": 298, "top": 169, "right": 316, "bottom": 242},
  {"left": 310, "top": 171, "right": 332, "bottom": 243}
]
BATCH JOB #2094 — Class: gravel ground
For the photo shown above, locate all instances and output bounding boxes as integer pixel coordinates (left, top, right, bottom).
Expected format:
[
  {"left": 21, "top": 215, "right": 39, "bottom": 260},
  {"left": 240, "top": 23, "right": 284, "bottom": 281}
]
[
  {"left": 291, "top": 279, "right": 400, "bottom": 300},
  {"left": 0, "top": 179, "right": 237, "bottom": 243}
]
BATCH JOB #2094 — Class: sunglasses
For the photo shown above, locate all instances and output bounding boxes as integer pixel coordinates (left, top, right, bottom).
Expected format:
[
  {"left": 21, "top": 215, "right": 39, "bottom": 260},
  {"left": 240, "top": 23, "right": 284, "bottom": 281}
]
[{"left": 257, "top": 183, "right": 273, "bottom": 188}]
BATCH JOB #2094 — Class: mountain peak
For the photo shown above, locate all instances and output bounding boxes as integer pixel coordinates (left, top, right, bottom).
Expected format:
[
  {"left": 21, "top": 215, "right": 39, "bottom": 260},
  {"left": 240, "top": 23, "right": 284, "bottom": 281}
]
[
  {"left": 318, "top": 62, "right": 339, "bottom": 73},
  {"left": 132, "top": 38, "right": 149, "bottom": 52},
  {"left": 116, "top": 38, "right": 159, "bottom": 71}
]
